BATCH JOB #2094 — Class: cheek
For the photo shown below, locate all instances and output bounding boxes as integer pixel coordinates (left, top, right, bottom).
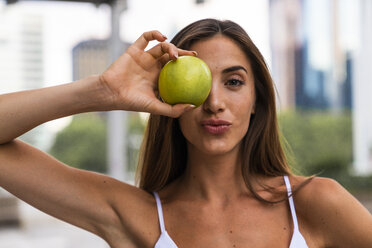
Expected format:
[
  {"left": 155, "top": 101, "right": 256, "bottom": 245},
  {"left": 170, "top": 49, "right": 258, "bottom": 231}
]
[
  {"left": 236, "top": 113, "right": 251, "bottom": 136},
  {"left": 231, "top": 100, "right": 255, "bottom": 134},
  {"left": 178, "top": 111, "right": 197, "bottom": 141}
]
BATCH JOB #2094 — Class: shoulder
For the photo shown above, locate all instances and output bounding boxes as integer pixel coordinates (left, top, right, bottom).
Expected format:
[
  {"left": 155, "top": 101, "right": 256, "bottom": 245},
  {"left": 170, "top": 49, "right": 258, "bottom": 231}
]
[
  {"left": 290, "top": 175, "right": 358, "bottom": 212},
  {"left": 290, "top": 175, "right": 372, "bottom": 247},
  {"left": 291, "top": 176, "right": 342, "bottom": 203},
  {"left": 290, "top": 175, "right": 358, "bottom": 219},
  {"left": 286, "top": 175, "right": 344, "bottom": 221},
  {"left": 98, "top": 178, "right": 160, "bottom": 247},
  {"left": 108, "top": 179, "right": 158, "bottom": 225}
]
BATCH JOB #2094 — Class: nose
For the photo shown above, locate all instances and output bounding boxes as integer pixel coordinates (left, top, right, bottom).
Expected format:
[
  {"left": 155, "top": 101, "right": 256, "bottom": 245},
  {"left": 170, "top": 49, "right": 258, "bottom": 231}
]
[{"left": 202, "top": 79, "right": 225, "bottom": 114}]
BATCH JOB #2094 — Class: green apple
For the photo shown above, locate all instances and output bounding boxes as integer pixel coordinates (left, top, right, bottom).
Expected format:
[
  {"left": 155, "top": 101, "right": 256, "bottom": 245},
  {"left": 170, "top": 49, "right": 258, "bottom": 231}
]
[{"left": 158, "top": 56, "right": 212, "bottom": 107}]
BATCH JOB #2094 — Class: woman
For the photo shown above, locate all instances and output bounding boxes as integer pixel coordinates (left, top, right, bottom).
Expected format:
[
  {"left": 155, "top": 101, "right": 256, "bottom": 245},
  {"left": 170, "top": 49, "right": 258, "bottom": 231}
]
[{"left": 0, "top": 19, "right": 371, "bottom": 248}]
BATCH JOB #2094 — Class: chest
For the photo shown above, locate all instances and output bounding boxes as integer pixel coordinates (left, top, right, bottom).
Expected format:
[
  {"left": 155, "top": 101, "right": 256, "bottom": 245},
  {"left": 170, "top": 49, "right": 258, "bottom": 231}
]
[{"left": 162, "top": 200, "right": 295, "bottom": 248}]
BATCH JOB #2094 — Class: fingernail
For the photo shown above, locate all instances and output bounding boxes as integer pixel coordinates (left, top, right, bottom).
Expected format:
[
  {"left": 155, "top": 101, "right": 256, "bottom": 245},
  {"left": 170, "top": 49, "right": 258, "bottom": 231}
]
[
  {"left": 192, "top": 51, "right": 198, "bottom": 56},
  {"left": 162, "top": 34, "right": 168, "bottom": 39},
  {"left": 186, "top": 105, "right": 195, "bottom": 111},
  {"left": 171, "top": 54, "right": 178, "bottom": 61}
]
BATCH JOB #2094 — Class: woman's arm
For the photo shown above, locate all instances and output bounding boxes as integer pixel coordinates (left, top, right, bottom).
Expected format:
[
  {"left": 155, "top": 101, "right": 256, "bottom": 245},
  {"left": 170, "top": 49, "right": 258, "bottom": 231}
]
[
  {"left": 0, "top": 30, "right": 195, "bottom": 144},
  {"left": 0, "top": 30, "right": 195, "bottom": 244},
  {"left": 0, "top": 75, "right": 109, "bottom": 144}
]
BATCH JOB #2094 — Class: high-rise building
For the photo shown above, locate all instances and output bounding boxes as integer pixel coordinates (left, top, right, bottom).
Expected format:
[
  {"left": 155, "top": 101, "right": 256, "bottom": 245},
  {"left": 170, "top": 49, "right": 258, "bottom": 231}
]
[
  {"left": 0, "top": 10, "right": 44, "bottom": 93},
  {"left": 269, "top": 0, "right": 353, "bottom": 111},
  {"left": 269, "top": 0, "right": 370, "bottom": 175},
  {"left": 269, "top": 0, "right": 302, "bottom": 110},
  {"left": 72, "top": 39, "right": 130, "bottom": 80},
  {"left": 353, "top": 0, "right": 372, "bottom": 175}
]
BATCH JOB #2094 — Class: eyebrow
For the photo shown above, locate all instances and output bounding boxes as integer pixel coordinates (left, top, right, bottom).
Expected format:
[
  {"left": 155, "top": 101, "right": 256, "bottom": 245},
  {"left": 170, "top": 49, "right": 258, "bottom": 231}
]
[{"left": 222, "top": 65, "right": 248, "bottom": 74}]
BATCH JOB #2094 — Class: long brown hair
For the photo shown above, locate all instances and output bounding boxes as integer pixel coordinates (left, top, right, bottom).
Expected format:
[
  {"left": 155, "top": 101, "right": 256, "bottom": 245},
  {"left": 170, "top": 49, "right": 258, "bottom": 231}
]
[{"left": 136, "top": 19, "right": 295, "bottom": 202}]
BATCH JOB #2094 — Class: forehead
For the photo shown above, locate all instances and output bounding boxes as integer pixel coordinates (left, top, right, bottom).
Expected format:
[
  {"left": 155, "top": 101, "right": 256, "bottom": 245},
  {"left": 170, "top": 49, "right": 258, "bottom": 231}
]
[{"left": 189, "top": 35, "right": 251, "bottom": 72}]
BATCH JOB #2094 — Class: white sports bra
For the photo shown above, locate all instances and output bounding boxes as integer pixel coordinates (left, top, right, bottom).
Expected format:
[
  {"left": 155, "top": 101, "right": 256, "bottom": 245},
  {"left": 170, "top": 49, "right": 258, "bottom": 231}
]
[{"left": 153, "top": 175, "right": 309, "bottom": 248}]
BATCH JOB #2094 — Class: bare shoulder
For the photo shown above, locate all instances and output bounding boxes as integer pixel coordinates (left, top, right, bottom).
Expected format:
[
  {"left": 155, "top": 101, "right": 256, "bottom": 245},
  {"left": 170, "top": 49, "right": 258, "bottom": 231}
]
[
  {"left": 102, "top": 178, "right": 159, "bottom": 246},
  {"left": 289, "top": 175, "right": 365, "bottom": 212},
  {"left": 286, "top": 176, "right": 344, "bottom": 222},
  {"left": 290, "top": 175, "right": 345, "bottom": 204},
  {"left": 290, "top": 175, "right": 372, "bottom": 247},
  {"left": 290, "top": 175, "right": 365, "bottom": 219}
]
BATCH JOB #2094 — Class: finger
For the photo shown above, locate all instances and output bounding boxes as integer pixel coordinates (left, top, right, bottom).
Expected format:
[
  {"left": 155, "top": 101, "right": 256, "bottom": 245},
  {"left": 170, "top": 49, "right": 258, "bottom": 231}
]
[
  {"left": 158, "top": 49, "right": 196, "bottom": 66},
  {"left": 133, "top": 30, "right": 167, "bottom": 50},
  {"left": 169, "top": 103, "right": 196, "bottom": 117},
  {"left": 178, "top": 49, "right": 198, "bottom": 57},
  {"left": 152, "top": 102, "right": 195, "bottom": 118},
  {"left": 159, "top": 54, "right": 170, "bottom": 67},
  {"left": 148, "top": 47, "right": 198, "bottom": 65},
  {"left": 147, "top": 42, "right": 179, "bottom": 60}
]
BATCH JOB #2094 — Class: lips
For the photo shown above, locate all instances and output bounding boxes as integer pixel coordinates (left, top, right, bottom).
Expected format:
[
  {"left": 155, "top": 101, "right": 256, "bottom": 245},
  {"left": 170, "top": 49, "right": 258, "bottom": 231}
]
[{"left": 200, "top": 119, "right": 232, "bottom": 135}]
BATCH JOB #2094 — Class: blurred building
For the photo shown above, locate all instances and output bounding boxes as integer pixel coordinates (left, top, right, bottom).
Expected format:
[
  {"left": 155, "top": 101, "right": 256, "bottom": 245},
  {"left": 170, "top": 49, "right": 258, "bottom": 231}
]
[
  {"left": 0, "top": 10, "right": 44, "bottom": 92},
  {"left": 72, "top": 39, "right": 129, "bottom": 80},
  {"left": 269, "top": 0, "right": 352, "bottom": 111},
  {"left": 72, "top": 39, "right": 108, "bottom": 80},
  {"left": 268, "top": 0, "right": 301, "bottom": 109},
  {"left": 353, "top": 0, "right": 372, "bottom": 175},
  {"left": 270, "top": 0, "right": 371, "bottom": 174}
]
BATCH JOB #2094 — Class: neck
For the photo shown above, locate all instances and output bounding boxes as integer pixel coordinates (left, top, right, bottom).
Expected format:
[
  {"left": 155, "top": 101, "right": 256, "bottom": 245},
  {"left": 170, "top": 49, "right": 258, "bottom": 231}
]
[{"left": 179, "top": 143, "right": 249, "bottom": 202}]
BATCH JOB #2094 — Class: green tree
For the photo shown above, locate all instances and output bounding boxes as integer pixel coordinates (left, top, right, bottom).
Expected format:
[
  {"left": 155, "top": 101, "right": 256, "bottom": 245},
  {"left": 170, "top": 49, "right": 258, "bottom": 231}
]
[
  {"left": 50, "top": 113, "right": 107, "bottom": 173},
  {"left": 127, "top": 112, "right": 147, "bottom": 172},
  {"left": 278, "top": 110, "right": 352, "bottom": 178}
]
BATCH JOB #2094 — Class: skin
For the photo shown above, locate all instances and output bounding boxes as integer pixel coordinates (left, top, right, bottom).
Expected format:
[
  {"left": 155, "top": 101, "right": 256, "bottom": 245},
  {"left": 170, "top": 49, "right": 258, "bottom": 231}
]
[
  {"left": 175, "top": 35, "right": 256, "bottom": 206},
  {"left": 0, "top": 31, "right": 371, "bottom": 248}
]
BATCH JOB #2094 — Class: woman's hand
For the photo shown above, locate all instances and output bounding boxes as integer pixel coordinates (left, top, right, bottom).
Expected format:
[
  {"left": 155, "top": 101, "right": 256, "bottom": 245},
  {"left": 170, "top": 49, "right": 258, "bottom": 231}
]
[
  {"left": 0, "top": 30, "right": 194, "bottom": 144},
  {"left": 99, "top": 30, "right": 196, "bottom": 118}
]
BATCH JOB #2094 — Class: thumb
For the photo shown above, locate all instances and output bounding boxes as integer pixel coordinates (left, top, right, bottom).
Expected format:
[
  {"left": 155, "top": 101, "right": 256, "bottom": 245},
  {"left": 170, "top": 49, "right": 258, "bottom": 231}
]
[
  {"left": 154, "top": 103, "right": 195, "bottom": 118},
  {"left": 170, "top": 104, "right": 196, "bottom": 118}
]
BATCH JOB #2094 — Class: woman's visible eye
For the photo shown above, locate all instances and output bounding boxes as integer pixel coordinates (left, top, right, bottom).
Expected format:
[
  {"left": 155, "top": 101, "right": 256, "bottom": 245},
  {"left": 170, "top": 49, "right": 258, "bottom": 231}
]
[{"left": 225, "top": 78, "right": 245, "bottom": 87}]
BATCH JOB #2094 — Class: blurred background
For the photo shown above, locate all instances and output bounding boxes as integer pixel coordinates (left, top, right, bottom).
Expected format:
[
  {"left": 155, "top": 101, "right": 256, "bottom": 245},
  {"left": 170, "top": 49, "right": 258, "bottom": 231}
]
[{"left": 0, "top": 0, "right": 371, "bottom": 247}]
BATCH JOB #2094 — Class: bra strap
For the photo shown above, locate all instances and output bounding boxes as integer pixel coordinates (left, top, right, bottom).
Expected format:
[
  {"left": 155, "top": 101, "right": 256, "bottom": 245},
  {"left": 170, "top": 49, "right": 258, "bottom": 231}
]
[
  {"left": 283, "top": 175, "right": 299, "bottom": 231},
  {"left": 153, "top": 192, "right": 166, "bottom": 233}
]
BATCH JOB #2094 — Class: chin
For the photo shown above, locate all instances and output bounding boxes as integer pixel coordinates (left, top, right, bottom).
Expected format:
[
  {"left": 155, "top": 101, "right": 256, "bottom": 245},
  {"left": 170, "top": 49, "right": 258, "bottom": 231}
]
[{"left": 195, "top": 142, "right": 238, "bottom": 156}]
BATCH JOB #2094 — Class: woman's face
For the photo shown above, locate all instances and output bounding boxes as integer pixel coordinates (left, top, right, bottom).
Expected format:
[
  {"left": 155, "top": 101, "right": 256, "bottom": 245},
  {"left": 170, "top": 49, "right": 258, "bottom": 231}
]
[{"left": 179, "top": 35, "right": 256, "bottom": 156}]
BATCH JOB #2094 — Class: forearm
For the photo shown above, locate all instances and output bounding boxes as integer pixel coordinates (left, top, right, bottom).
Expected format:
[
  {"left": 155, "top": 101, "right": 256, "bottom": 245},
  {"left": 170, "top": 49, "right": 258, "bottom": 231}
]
[{"left": 0, "top": 75, "right": 113, "bottom": 144}]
